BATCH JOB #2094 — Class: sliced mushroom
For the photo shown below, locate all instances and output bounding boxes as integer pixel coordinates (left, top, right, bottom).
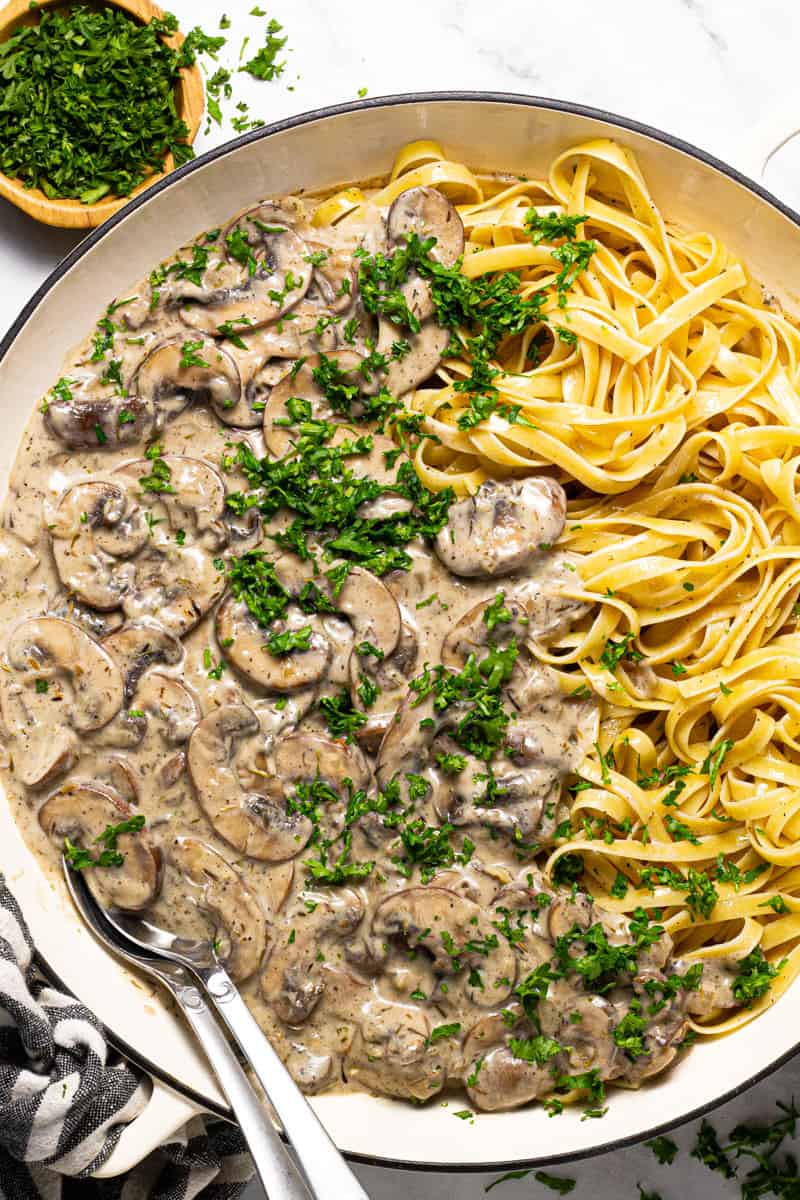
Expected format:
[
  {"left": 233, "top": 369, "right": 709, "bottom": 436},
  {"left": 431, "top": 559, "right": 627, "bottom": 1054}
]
[
  {"left": 261, "top": 889, "right": 365, "bottom": 1024},
  {"left": 47, "top": 593, "right": 124, "bottom": 641},
  {"left": 681, "top": 959, "right": 734, "bottom": 1018},
  {"left": 0, "top": 617, "right": 123, "bottom": 787},
  {"left": 46, "top": 389, "right": 153, "bottom": 449},
  {"left": 434, "top": 478, "right": 567, "bottom": 578},
  {"left": 187, "top": 703, "right": 313, "bottom": 862},
  {"left": 387, "top": 186, "right": 465, "bottom": 267},
  {"left": 132, "top": 339, "right": 242, "bottom": 428},
  {"left": 39, "top": 780, "right": 161, "bottom": 910},
  {"left": 50, "top": 480, "right": 149, "bottom": 610},
  {"left": 179, "top": 202, "right": 312, "bottom": 332},
  {"left": 441, "top": 591, "right": 531, "bottom": 670},
  {"left": 305, "top": 242, "right": 358, "bottom": 315},
  {"left": 345, "top": 997, "right": 450, "bottom": 1102},
  {"left": 170, "top": 837, "right": 267, "bottom": 981},
  {"left": 217, "top": 597, "right": 331, "bottom": 693},
  {"left": 377, "top": 316, "right": 449, "bottom": 397},
  {"left": 262, "top": 351, "right": 365, "bottom": 458},
  {"left": 350, "top": 609, "right": 419, "bottom": 752},
  {"left": 103, "top": 622, "right": 183, "bottom": 703},
  {"left": 370, "top": 886, "right": 516, "bottom": 1005},
  {"left": 243, "top": 360, "right": 292, "bottom": 428},
  {"left": 107, "top": 456, "right": 228, "bottom": 636},
  {"left": 463, "top": 1012, "right": 555, "bottom": 1112}
]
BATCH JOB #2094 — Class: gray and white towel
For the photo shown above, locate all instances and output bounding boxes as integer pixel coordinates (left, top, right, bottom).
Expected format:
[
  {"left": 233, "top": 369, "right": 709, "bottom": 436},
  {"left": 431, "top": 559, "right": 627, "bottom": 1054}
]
[{"left": 0, "top": 874, "right": 253, "bottom": 1200}]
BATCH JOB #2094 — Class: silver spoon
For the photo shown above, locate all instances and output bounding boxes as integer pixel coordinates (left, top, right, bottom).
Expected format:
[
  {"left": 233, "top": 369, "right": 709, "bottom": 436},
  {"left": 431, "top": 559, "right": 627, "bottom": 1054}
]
[
  {"left": 64, "top": 861, "right": 370, "bottom": 1200},
  {"left": 63, "top": 861, "right": 311, "bottom": 1200}
]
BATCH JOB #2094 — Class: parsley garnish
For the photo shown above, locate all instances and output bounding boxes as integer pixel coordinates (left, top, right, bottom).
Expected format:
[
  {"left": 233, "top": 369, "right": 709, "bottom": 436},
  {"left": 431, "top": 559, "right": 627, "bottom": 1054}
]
[{"left": 64, "top": 814, "right": 146, "bottom": 871}]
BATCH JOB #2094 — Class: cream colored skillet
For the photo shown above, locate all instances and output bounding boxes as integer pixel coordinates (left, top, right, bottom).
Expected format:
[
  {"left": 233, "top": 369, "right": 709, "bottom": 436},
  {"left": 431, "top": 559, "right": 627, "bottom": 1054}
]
[{"left": 1, "top": 93, "right": 799, "bottom": 1177}]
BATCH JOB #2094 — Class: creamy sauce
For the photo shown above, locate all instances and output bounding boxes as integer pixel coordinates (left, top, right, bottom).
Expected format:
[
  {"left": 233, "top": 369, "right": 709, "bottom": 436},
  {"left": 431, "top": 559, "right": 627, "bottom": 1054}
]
[{"left": 0, "top": 183, "right": 738, "bottom": 1114}]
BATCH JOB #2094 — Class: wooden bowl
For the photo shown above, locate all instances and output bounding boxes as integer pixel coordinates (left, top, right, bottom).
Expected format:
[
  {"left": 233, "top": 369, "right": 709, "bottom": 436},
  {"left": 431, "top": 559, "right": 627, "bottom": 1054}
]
[{"left": 0, "top": 0, "right": 204, "bottom": 228}]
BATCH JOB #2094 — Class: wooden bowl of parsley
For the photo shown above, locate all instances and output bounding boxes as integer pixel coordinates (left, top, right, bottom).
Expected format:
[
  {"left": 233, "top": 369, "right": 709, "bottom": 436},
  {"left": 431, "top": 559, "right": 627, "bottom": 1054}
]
[{"left": 0, "top": 0, "right": 204, "bottom": 227}]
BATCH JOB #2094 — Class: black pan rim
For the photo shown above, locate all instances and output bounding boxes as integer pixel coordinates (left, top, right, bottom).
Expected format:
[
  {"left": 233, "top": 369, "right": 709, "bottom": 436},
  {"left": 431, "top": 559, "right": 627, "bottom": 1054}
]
[{"left": 5, "top": 89, "right": 800, "bottom": 1174}]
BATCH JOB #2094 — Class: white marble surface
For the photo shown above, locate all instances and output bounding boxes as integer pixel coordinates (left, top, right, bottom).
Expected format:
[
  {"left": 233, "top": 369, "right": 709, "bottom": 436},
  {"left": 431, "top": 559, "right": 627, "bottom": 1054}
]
[{"left": 3, "top": 0, "right": 800, "bottom": 1195}]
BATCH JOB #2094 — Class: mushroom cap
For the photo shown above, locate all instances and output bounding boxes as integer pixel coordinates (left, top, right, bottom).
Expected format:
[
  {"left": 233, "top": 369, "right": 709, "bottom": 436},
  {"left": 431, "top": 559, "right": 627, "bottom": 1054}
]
[
  {"left": 262, "top": 350, "right": 365, "bottom": 458},
  {"left": 187, "top": 703, "right": 314, "bottom": 862},
  {"left": 169, "top": 836, "right": 267, "bottom": 982},
  {"left": 180, "top": 202, "right": 312, "bottom": 333},
  {"left": 243, "top": 360, "right": 292, "bottom": 428},
  {"left": 216, "top": 596, "right": 331, "bottom": 693},
  {"left": 387, "top": 186, "right": 465, "bottom": 267},
  {"left": 103, "top": 621, "right": 183, "bottom": 703},
  {"left": 434, "top": 478, "right": 568, "bottom": 578},
  {"left": 39, "top": 780, "right": 161, "bottom": 910},
  {"left": 440, "top": 592, "right": 530, "bottom": 671},
  {"left": 371, "top": 886, "right": 516, "bottom": 1004},
  {"left": 274, "top": 730, "right": 371, "bottom": 795},
  {"left": 46, "top": 390, "right": 154, "bottom": 450},
  {"left": 132, "top": 338, "right": 242, "bottom": 427},
  {"left": 377, "top": 316, "right": 449, "bottom": 398},
  {"left": 0, "top": 617, "right": 124, "bottom": 787},
  {"left": 260, "top": 888, "right": 365, "bottom": 1024},
  {"left": 51, "top": 480, "right": 148, "bottom": 611},
  {"left": 463, "top": 1015, "right": 555, "bottom": 1112}
]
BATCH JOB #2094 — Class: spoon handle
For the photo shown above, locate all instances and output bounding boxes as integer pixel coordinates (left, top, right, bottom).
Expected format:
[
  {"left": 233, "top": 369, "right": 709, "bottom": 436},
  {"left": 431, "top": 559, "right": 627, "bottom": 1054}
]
[
  {"left": 175, "top": 979, "right": 312, "bottom": 1200},
  {"left": 201, "top": 967, "right": 370, "bottom": 1200}
]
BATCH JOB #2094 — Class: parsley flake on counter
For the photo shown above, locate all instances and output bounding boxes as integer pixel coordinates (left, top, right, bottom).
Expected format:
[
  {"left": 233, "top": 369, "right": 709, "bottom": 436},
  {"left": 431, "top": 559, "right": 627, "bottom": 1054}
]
[
  {"left": 645, "top": 1135, "right": 678, "bottom": 1165},
  {"left": 241, "top": 17, "right": 287, "bottom": 80}
]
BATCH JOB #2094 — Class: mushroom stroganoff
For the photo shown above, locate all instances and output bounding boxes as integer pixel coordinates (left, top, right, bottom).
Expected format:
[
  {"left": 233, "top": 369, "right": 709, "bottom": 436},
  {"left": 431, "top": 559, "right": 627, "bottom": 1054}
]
[{"left": 1, "top": 138, "right": 780, "bottom": 1119}]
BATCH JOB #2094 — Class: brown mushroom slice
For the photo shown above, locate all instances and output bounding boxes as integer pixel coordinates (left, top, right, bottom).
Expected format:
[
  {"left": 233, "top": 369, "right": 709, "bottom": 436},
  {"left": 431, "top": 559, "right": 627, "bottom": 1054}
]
[
  {"left": 0, "top": 617, "right": 124, "bottom": 787},
  {"left": 305, "top": 243, "right": 357, "bottom": 315},
  {"left": 350, "top": 611, "right": 419, "bottom": 753},
  {"left": 216, "top": 596, "right": 331, "bottom": 692},
  {"left": 132, "top": 338, "right": 242, "bottom": 427},
  {"left": 463, "top": 1013, "right": 555, "bottom": 1112},
  {"left": 370, "top": 886, "right": 516, "bottom": 1005},
  {"left": 387, "top": 186, "right": 465, "bottom": 267},
  {"left": 375, "top": 689, "right": 441, "bottom": 792},
  {"left": 117, "top": 456, "right": 228, "bottom": 549},
  {"left": 131, "top": 338, "right": 241, "bottom": 427},
  {"left": 434, "top": 478, "right": 568, "bottom": 578},
  {"left": 170, "top": 837, "right": 267, "bottom": 982},
  {"left": 377, "top": 316, "right": 449, "bottom": 398},
  {"left": 261, "top": 888, "right": 365, "bottom": 1024},
  {"left": 39, "top": 781, "right": 161, "bottom": 910},
  {"left": 254, "top": 687, "right": 317, "bottom": 748},
  {"left": 136, "top": 673, "right": 200, "bottom": 744},
  {"left": 346, "top": 998, "right": 449, "bottom": 1102},
  {"left": 46, "top": 388, "right": 153, "bottom": 450},
  {"left": 108, "top": 457, "right": 228, "bottom": 637},
  {"left": 103, "top": 622, "right": 183, "bottom": 703},
  {"left": 243, "top": 360, "right": 293, "bottom": 428},
  {"left": 336, "top": 566, "right": 402, "bottom": 661},
  {"left": 262, "top": 350, "right": 365, "bottom": 457},
  {"left": 274, "top": 730, "right": 371, "bottom": 797},
  {"left": 50, "top": 480, "right": 149, "bottom": 610},
  {"left": 441, "top": 592, "right": 531, "bottom": 670},
  {"left": 180, "top": 203, "right": 312, "bottom": 333},
  {"left": 187, "top": 703, "right": 313, "bottom": 862}
]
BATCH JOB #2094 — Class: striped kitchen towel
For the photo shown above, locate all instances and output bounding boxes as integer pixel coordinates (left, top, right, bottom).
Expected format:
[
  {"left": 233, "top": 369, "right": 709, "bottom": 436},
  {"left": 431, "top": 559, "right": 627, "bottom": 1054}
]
[{"left": 0, "top": 874, "right": 253, "bottom": 1200}]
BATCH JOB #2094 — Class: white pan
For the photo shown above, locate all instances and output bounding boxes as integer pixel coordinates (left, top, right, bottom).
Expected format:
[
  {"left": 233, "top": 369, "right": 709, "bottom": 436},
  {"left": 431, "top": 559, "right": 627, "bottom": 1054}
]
[{"left": 2, "top": 93, "right": 799, "bottom": 1178}]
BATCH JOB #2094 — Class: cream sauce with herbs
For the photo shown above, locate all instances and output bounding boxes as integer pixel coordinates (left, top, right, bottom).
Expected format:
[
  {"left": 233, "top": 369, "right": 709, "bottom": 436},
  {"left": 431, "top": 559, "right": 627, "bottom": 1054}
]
[{"left": 0, "top": 183, "right": 738, "bottom": 1114}]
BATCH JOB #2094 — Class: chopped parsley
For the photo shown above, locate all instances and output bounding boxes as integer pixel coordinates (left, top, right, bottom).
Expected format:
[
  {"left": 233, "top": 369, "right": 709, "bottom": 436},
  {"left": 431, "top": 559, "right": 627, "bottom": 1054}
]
[
  {"left": 64, "top": 814, "right": 146, "bottom": 871},
  {"left": 731, "top": 947, "right": 785, "bottom": 1007},
  {"left": 0, "top": 7, "right": 195, "bottom": 204}
]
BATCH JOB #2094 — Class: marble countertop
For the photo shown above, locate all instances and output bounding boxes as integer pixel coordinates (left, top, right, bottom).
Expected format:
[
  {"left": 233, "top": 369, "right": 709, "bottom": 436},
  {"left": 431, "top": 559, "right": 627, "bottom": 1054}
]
[{"left": 3, "top": 0, "right": 800, "bottom": 1196}]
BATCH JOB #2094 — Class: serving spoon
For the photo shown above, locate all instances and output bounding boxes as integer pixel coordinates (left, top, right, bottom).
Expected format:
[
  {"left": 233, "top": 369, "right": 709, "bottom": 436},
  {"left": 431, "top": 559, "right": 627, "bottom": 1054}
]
[
  {"left": 63, "top": 862, "right": 312, "bottom": 1200},
  {"left": 62, "top": 859, "right": 370, "bottom": 1200}
]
